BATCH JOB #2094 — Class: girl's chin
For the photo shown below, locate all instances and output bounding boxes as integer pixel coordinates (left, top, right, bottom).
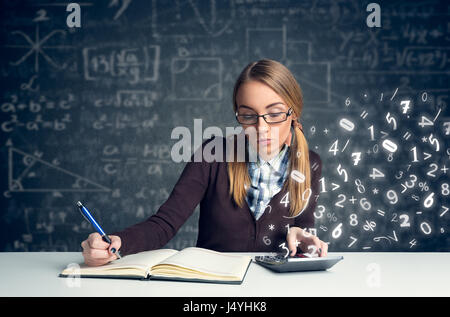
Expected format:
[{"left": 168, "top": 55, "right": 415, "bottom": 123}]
[{"left": 255, "top": 143, "right": 278, "bottom": 155}]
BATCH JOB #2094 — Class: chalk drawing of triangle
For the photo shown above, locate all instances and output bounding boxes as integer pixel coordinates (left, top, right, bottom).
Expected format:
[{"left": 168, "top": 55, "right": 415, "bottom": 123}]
[{"left": 9, "top": 147, "right": 110, "bottom": 192}]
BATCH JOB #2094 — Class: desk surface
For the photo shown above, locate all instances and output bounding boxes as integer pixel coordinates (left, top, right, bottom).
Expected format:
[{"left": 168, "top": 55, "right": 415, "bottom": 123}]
[{"left": 0, "top": 252, "right": 448, "bottom": 297}]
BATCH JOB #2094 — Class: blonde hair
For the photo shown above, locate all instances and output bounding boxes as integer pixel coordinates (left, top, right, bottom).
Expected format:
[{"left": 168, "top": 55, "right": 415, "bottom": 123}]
[{"left": 227, "top": 59, "right": 311, "bottom": 217}]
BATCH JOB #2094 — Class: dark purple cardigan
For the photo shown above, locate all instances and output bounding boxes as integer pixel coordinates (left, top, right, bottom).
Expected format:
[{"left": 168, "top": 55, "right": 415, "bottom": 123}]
[{"left": 114, "top": 136, "right": 322, "bottom": 256}]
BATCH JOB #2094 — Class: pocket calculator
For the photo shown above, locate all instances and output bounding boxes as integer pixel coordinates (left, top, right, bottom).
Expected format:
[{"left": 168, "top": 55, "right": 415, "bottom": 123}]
[{"left": 254, "top": 253, "right": 343, "bottom": 273}]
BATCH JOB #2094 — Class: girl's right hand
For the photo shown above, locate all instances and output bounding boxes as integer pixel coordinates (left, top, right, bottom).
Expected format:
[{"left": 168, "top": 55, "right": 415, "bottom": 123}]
[{"left": 81, "top": 232, "right": 122, "bottom": 267}]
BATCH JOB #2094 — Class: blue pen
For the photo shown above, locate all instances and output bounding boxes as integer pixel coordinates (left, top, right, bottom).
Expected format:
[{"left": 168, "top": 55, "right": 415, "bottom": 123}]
[{"left": 76, "top": 201, "right": 121, "bottom": 259}]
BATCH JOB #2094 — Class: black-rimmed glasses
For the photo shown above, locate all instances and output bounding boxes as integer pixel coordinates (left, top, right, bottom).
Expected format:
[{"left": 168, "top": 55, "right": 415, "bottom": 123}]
[{"left": 235, "top": 108, "right": 293, "bottom": 125}]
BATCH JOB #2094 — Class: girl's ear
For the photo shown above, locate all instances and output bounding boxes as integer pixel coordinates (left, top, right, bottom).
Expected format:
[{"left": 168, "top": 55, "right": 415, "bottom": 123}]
[{"left": 291, "top": 115, "right": 298, "bottom": 125}]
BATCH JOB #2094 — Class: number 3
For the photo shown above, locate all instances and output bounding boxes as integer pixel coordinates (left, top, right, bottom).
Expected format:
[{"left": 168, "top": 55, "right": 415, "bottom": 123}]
[
  {"left": 278, "top": 242, "right": 290, "bottom": 258},
  {"left": 314, "top": 205, "right": 325, "bottom": 219}
]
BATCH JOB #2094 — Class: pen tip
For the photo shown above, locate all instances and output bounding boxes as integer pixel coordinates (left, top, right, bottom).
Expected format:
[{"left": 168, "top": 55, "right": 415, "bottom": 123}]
[{"left": 76, "top": 201, "right": 82, "bottom": 207}]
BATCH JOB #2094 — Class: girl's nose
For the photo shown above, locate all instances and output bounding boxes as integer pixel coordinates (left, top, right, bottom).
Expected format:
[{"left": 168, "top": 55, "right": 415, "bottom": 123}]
[{"left": 256, "top": 116, "right": 269, "bottom": 133}]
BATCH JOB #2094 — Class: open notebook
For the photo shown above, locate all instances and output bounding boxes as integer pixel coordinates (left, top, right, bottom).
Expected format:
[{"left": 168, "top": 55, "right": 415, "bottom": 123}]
[{"left": 60, "top": 247, "right": 252, "bottom": 284}]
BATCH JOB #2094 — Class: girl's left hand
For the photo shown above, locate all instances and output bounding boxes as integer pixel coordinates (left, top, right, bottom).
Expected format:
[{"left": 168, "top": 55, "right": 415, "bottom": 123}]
[{"left": 286, "top": 226, "right": 328, "bottom": 257}]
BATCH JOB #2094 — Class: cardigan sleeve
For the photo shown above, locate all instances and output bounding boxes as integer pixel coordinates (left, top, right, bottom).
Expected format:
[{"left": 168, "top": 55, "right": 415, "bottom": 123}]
[
  {"left": 294, "top": 150, "right": 322, "bottom": 230},
  {"left": 112, "top": 138, "right": 214, "bottom": 256}
]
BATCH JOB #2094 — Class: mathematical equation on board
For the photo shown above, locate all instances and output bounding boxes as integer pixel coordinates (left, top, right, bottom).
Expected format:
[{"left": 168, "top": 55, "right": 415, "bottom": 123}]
[
  {"left": 1, "top": 93, "right": 74, "bottom": 133},
  {"left": 260, "top": 89, "right": 448, "bottom": 253},
  {"left": 83, "top": 45, "right": 160, "bottom": 84}
]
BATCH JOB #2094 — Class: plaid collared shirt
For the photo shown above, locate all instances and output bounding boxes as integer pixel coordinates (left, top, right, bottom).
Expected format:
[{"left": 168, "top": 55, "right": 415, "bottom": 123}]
[{"left": 245, "top": 142, "right": 290, "bottom": 221}]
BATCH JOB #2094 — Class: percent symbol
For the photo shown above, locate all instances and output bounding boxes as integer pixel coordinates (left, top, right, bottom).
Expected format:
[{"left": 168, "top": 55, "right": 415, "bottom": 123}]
[
  {"left": 418, "top": 182, "right": 429, "bottom": 191},
  {"left": 363, "top": 220, "right": 376, "bottom": 231},
  {"left": 327, "top": 212, "right": 337, "bottom": 222}
]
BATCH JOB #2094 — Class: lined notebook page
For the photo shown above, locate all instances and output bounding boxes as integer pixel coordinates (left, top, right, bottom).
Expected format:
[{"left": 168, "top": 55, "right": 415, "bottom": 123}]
[
  {"left": 157, "top": 247, "right": 251, "bottom": 277},
  {"left": 105, "top": 248, "right": 178, "bottom": 269},
  {"left": 63, "top": 248, "right": 178, "bottom": 275}
]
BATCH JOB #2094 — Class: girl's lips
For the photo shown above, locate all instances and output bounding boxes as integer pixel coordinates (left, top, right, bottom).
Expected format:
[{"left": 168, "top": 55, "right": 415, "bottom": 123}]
[{"left": 257, "top": 139, "right": 272, "bottom": 144}]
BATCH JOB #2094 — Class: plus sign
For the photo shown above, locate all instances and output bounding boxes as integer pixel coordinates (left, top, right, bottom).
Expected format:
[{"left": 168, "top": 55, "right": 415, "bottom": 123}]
[
  {"left": 323, "top": 128, "right": 329, "bottom": 134},
  {"left": 349, "top": 196, "right": 357, "bottom": 204},
  {"left": 442, "top": 165, "right": 448, "bottom": 174}
]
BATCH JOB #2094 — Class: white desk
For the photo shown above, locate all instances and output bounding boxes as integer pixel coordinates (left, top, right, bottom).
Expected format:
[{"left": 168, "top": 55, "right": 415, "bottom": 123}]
[{"left": 0, "top": 252, "right": 448, "bottom": 297}]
